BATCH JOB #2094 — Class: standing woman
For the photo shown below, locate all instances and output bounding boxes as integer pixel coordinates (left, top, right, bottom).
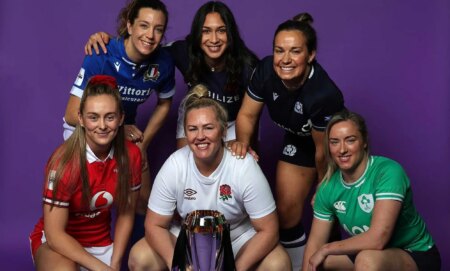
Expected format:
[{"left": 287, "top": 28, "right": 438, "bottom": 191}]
[
  {"left": 30, "top": 75, "right": 142, "bottom": 271},
  {"left": 128, "top": 85, "right": 291, "bottom": 271},
  {"left": 85, "top": 1, "right": 259, "bottom": 149},
  {"left": 64, "top": 0, "right": 176, "bottom": 224},
  {"left": 230, "top": 13, "right": 344, "bottom": 269},
  {"left": 303, "top": 110, "right": 441, "bottom": 271}
]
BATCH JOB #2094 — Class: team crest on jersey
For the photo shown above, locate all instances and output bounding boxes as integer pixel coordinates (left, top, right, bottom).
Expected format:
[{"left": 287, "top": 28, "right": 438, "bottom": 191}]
[
  {"left": 282, "top": 144, "right": 297, "bottom": 156},
  {"left": 144, "top": 64, "right": 160, "bottom": 82},
  {"left": 75, "top": 68, "right": 85, "bottom": 86},
  {"left": 294, "top": 101, "right": 303, "bottom": 114},
  {"left": 90, "top": 191, "right": 113, "bottom": 211},
  {"left": 219, "top": 184, "right": 233, "bottom": 201},
  {"left": 357, "top": 194, "right": 374, "bottom": 213},
  {"left": 47, "top": 170, "right": 57, "bottom": 190},
  {"left": 301, "top": 119, "right": 312, "bottom": 133}
]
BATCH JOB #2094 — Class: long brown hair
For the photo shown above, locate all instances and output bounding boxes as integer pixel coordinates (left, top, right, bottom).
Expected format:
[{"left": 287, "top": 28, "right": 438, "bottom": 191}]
[{"left": 47, "top": 75, "right": 132, "bottom": 212}]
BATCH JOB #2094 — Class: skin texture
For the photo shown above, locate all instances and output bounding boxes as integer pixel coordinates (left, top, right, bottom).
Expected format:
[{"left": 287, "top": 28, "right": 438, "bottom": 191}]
[
  {"left": 201, "top": 12, "right": 228, "bottom": 69},
  {"left": 302, "top": 120, "right": 419, "bottom": 271}
]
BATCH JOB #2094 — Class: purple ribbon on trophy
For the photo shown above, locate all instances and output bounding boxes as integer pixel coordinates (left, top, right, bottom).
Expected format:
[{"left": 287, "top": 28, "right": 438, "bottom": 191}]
[{"left": 171, "top": 210, "right": 235, "bottom": 271}]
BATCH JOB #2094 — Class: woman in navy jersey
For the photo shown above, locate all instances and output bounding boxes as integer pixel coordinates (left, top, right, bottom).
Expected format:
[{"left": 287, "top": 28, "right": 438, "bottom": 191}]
[
  {"left": 229, "top": 13, "right": 344, "bottom": 269},
  {"left": 303, "top": 110, "right": 440, "bottom": 271},
  {"left": 30, "top": 75, "right": 141, "bottom": 271},
  {"left": 64, "top": 0, "right": 176, "bottom": 234},
  {"left": 85, "top": 1, "right": 258, "bottom": 149}
]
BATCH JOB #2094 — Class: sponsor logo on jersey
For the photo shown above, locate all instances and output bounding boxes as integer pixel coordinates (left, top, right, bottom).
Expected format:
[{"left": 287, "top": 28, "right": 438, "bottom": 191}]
[
  {"left": 90, "top": 191, "right": 113, "bottom": 211},
  {"left": 358, "top": 194, "right": 374, "bottom": 213},
  {"left": 114, "top": 61, "right": 121, "bottom": 72},
  {"left": 75, "top": 68, "right": 85, "bottom": 86},
  {"left": 208, "top": 91, "right": 240, "bottom": 104},
  {"left": 333, "top": 201, "right": 346, "bottom": 213},
  {"left": 301, "top": 119, "right": 312, "bottom": 133},
  {"left": 273, "top": 92, "right": 279, "bottom": 101},
  {"left": 47, "top": 170, "right": 56, "bottom": 190},
  {"left": 144, "top": 64, "right": 160, "bottom": 82},
  {"left": 219, "top": 184, "right": 233, "bottom": 201},
  {"left": 324, "top": 115, "right": 332, "bottom": 122},
  {"left": 184, "top": 188, "right": 197, "bottom": 200},
  {"left": 294, "top": 101, "right": 303, "bottom": 114},
  {"left": 282, "top": 144, "right": 297, "bottom": 156}
]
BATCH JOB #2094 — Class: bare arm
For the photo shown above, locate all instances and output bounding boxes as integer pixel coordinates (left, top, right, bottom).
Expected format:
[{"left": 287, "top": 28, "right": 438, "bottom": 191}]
[
  {"left": 139, "top": 97, "right": 172, "bottom": 150},
  {"left": 43, "top": 205, "right": 113, "bottom": 271},
  {"left": 235, "top": 211, "right": 279, "bottom": 271},
  {"left": 306, "top": 200, "right": 402, "bottom": 270},
  {"left": 85, "top": 32, "right": 111, "bottom": 55},
  {"left": 64, "top": 95, "right": 81, "bottom": 126},
  {"left": 301, "top": 218, "right": 333, "bottom": 271},
  {"left": 145, "top": 209, "right": 175, "bottom": 268},
  {"left": 230, "top": 93, "right": 264, "bottom": 159},
  {"left": 110, "top": 191, "right": 139, "bottom": 270}
]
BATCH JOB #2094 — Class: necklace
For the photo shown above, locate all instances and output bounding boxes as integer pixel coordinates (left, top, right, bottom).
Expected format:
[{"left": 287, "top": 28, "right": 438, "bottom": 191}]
[{"left": 210, "top": 66, "right": 215, "bottom": 72}]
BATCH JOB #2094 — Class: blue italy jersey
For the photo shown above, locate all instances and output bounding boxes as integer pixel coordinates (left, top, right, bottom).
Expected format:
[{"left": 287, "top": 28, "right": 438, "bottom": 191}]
[{"left": 71, "top": 37, "right": 176, "bottom": 124}]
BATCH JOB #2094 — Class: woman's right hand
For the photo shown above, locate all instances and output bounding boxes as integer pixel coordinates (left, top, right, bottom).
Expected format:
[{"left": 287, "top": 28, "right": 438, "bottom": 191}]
[{"left": 85, "top": 32, "right": 111, "bottom": 55}]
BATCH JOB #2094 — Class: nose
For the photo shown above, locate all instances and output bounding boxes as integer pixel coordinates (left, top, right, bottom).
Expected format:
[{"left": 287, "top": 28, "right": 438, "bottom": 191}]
[
  {"left": 210, "top": 31, "right": 218, "bottom": 43},
  {"left": 339, "top": 142, "right": 347, "bottom": 154},
  {"left": 281, "top": 52, "right": 291, "bottom": 63},
  {"left": 196, "top": 128, "right": 205, "bottom": 140},
  {"left": 99, "top": 118, "right": 107, "bottom": 130},
  {"left": 146, "top": 28, "right": 154, "bottom": 40}
]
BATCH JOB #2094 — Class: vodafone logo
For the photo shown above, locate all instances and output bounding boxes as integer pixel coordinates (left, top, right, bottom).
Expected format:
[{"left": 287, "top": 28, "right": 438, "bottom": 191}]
[{"left": 90, "top": 191, "right": 113, "bottom": 211}]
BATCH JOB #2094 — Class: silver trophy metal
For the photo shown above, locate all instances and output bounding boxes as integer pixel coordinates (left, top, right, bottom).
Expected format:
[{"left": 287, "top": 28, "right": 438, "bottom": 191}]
[{"left": 172, "top": 210, "right": 235, "bottom": 271}]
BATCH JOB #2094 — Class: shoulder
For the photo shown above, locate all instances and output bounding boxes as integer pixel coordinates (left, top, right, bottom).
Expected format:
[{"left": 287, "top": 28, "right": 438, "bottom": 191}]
[
  {"left": 308, "top": 62, "right": 342, "bottom": 97},
  {"left": 371, "top": 156, "right": 405, "bottom": 173}
]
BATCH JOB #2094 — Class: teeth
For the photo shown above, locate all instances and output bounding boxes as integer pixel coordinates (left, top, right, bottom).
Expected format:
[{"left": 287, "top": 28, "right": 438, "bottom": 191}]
[
  {"left": 197, "top": 143, "right": 208, "bottom": 149},
  {"left": 281, "top": 66, "right": 294, "bottom": 71},
  {"left": 208, "top": 46, "right": 220, "bottom": 52}
]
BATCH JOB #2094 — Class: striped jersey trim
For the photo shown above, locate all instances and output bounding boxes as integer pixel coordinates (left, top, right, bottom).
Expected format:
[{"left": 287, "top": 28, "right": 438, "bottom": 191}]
[
  {"left": 43, "top": 197, "right": 69, "bottom": 207},
  {"left": 376, "top": 192, "right": 404, "bottom": 201},
  {"left": 313, "top": 211, "right": 333, "bottom": 221}
]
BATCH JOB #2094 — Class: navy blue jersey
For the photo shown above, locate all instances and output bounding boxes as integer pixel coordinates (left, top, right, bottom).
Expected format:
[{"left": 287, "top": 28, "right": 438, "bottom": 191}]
[
  {"left": 165, "top": 40, "right": 253, "bottom": 122},
  {"left": 248, "top": 56, "right": 344, "bottom": 136},
  {"left": 72, "top": 37, "right": 176, "bottom": 124}
]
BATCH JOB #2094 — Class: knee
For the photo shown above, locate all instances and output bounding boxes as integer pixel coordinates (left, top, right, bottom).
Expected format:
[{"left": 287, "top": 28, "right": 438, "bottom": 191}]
[
  {"left": 128, "top": 246, "right": 150, "bottom": 271},
  {"left": 354, "top": 250, "right": 381, "bottom": 271},
  {"left": 258, "top": 245, "right": 292, "bottom": 271}
]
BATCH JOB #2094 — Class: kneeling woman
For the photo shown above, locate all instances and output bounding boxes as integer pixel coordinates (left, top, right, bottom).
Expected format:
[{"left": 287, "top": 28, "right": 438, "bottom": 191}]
[
  {"left": 128, "top": 85, "right": 290, "bottom": 271},
  {"left": 303, "top": 110, "right": 440, "bottom": 271},
  {"left": 30, "top": 75, "right": 142, "bottom": 271}
]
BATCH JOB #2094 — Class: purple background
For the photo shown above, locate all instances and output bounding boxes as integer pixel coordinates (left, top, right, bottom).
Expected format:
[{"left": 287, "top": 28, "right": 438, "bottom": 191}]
[{"left": 1, "top": 0, "right": 448, "bottom": 269}]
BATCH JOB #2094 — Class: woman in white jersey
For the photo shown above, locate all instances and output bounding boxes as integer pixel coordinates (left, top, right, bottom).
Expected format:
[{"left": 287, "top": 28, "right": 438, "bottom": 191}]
[
  {"left": 128, "top": 84, "right": 291, "bottom": 270},
  {"left": 303, "top": 110, "right": 440, "bottom": 271}
]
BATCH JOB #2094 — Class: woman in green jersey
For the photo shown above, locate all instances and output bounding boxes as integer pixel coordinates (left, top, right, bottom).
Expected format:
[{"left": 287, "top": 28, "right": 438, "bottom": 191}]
[{"left": 302, "top": 110, "right": 440, "bottom": 271}]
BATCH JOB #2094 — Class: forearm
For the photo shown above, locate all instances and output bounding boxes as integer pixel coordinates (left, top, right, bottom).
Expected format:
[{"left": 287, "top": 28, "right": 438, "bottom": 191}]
[
  {"left": 236, "top": 112, "right": 258, "bottom": 145},
  {"left": 146, "top": 225, "right": 175, "bottom": 268},
  {"left": 235, "top": 231, "right": 278, "bottom": 271},
  {"left": 141, "top": 98, "right": 171, "bottom": 148},
  {"left": 110, "top": 209, "right": 135, "bottom": 268},
  {"left": 302, "top": 241, "right": 323, "bottom": 271}
]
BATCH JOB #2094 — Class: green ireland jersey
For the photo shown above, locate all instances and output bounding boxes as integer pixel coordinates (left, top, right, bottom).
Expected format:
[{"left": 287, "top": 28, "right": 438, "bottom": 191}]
[{"left": 314, "top": 156, "right": 434, "bottom": 251}]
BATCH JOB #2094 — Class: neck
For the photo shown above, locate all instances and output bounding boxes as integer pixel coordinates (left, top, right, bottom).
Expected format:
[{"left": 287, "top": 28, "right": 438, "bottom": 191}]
[{"left": 205, "top": 57, "right": 225, "bottom": 72}]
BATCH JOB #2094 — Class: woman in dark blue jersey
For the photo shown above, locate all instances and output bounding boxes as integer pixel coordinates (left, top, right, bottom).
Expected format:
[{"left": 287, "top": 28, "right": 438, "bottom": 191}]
[{"left": 229, "top": 13, "right": 344, "bottom": 270}]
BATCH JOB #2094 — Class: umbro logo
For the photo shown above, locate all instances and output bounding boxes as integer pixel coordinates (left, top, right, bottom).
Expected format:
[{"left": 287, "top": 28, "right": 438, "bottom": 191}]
[
  {"left": 114, "top": 62, "right": 121, "bottom": 72},
  {"left": 184, "top": 188, "right": 197, "bottom": 200},
  {"left": 333, "top": 201, "right": 346, "bottom": 213},
  {"left": 273, "top": 92, "right": 279, "bottom": 101}
]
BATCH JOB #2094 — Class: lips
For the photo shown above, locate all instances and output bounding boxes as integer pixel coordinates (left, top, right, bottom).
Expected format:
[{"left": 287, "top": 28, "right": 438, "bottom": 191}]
[{"left": 196, "top": 143, "right": 209, "bottom": 150}]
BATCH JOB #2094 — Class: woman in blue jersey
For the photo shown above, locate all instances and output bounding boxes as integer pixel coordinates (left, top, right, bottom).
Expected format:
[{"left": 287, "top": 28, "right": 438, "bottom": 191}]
[
  {"left": 64, "top": 0, "right": 176, "bottom": 224},
  {"left": 229, "top": 13, "right": 344, "bottom": 269},
  {"left": 302, "top": 110, "right": 440, "bottom": 271},
  {"left": 85, "top": 1, "right": 258, "bottom": 149}
]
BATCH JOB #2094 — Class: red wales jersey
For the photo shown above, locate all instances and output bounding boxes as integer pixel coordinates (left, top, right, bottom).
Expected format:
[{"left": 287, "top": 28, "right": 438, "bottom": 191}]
[{"left": 30, "top": 140, "right": 141, "bottom": 247}]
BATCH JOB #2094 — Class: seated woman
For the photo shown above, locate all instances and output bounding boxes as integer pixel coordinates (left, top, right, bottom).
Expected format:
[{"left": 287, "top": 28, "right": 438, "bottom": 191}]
[
  {"left": 29, "top": 75, "right": 142, "bottom": 271},
  {"left": 128, "top": 84, "right": 291, "bottom": 271},
  {"left": 302, "top": 110, "right": 441, "bottom": 271}
]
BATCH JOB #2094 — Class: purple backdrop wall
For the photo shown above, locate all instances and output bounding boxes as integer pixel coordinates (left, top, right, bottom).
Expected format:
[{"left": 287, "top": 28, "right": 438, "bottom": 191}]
[{"left": 1, "top": 0, "right": 448, "bottom": 269}]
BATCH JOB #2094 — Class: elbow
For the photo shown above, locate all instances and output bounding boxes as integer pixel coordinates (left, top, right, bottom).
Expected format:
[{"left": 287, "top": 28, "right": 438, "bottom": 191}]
[{"left": 368, "top": 229, "right": 391, "bottom": 250}]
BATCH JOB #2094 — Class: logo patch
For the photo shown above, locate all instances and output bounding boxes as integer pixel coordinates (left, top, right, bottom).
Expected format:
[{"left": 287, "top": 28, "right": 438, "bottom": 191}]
[
  {"left": 144, "top": 64, "right": 160, "bottom": 82},
  {"left": 114, "top": 61, "right": 121, "bottom": 72},
  {"left": 333, "top": 201, "right": 346, "bottom": 213},
  {"left": 47, "top": 170, "right": 56, "bottom": 190},
  {"left": 75, "top": 68, "right": 85, "bottom": 86},
  {"left": 219, "top": 184, "right": 232, "bottom": 201},
  {"left": 358, "top": 194, "right": 374, "bottom": 213},
  {"left": 184, "top": 188, "right": 197, "bottom": 197},
  {"left": 294, "top": 101, "right": 303, "bottom": 114},
  {"left": 90, "top": 191, "right": 113, "bottom": 211},
  {"left": 282, "top": 144, "right": 297, "bottom": 156},
  {"left": 301, "top": 119, "right": 312, "bottom": 133},
  {"left": 273, "top": 92, "right": 279, "bottom": 101}
]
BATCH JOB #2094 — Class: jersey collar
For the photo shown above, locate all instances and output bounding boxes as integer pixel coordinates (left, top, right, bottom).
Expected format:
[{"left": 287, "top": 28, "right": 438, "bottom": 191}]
[{"left": 86, "top": 144, "right": 114, "bottom": 163}]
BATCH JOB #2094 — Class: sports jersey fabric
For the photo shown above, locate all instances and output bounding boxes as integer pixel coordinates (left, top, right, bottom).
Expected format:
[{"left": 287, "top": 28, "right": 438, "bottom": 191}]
[
  {"left": 148, "top": 146, "right": 276, "bottom": 243},
  {"left": 70, "top": 37, "right": 176, "bottom": 125},
  {"left": 314, "top": 156, "right": 434, "bottom": 251},
  {"left": 30, "top": 140, "right": 141, "bottom": 250},
  {"left": 248, "top": 56, "right": 344, "bottom": 136}
]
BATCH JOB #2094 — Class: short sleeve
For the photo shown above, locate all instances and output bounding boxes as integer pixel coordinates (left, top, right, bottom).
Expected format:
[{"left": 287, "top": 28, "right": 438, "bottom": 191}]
[
  {"left": 127, "top": 141, "right": 142, "bottom": 191},
  {"left": 156, "top": 48, "right": 176, "bottom": 99},
  {"left": 239, "top": 157, "right": 276, "bottom": 219},
  {"left": 148, "top": 155, "right": 178, "bottom": 216},
  {"left": 313, "top": 182, "right": 335, "bottom": 221},
  {"left": 70, "top": 54, "right": 105, "bottom": 98},
  {"left": 247, "top": 57, "right": 271, "bottom": 102},
  {"left": 42, "top": 168, "right": 73, "bottom": 208},
  {"left": 374, "top": 159, "right": 409, "bottom": 202}
]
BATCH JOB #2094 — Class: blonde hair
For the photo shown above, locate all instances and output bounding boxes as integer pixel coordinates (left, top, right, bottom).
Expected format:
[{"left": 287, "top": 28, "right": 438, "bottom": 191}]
[{"left": 182, "top": 84, "right": 228, "bottom": 140}]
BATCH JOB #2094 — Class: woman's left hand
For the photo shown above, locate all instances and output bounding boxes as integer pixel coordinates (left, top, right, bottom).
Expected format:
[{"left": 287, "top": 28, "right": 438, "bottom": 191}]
[
  {"left": 308, "top": 248, "right": 327, "bottom": 271},
  {"left": 125, "top": 124, "right": 144, "bottom": 143}
]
